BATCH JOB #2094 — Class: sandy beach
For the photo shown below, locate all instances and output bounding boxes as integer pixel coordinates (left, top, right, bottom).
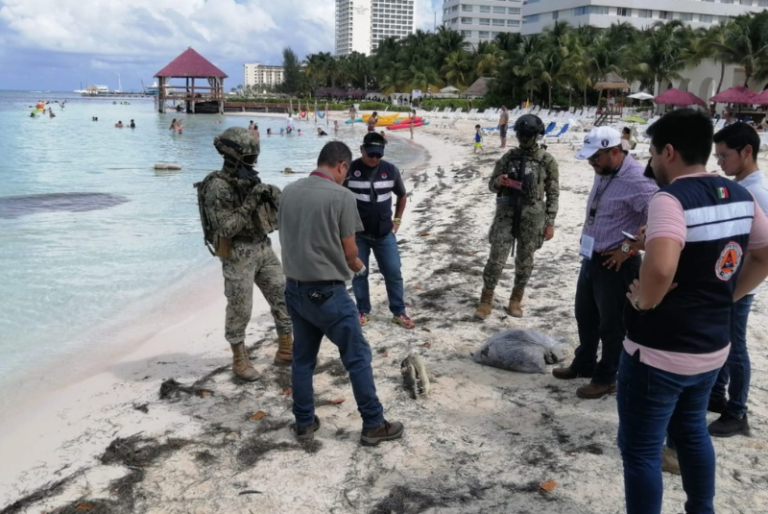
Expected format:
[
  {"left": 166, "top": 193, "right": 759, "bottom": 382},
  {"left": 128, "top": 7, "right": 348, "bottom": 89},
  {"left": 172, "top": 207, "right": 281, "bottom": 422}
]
[{"left": 2, "top": 119, "right": 768, "bottom": 514}]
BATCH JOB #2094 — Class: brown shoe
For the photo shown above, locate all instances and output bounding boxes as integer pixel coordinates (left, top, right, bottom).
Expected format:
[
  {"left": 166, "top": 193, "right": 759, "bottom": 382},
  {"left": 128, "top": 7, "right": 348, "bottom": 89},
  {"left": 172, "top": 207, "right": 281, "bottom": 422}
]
[
  {"left": 576, "top": 382, "right": 616, "bottom": 399},
  {"left": 274, "top": 333, "right": 293, "bottom": 365},
  {"left": 360, "top": 420, "right": 404, "bottom": 447},
  {"left": 552, "top": 366, "right": 592, "bottom": 380},
  {"left": 230, "top": 342, "right": 259, "bottom": 382},
  {"left": 661, "top": 447, "right": 681, "bottom": 475},
  {"left": 474, "top": 289, "right": 494, "bottom": 320},
  {"left": 507, "top": 288, "right": 524, "bottom": 318}
]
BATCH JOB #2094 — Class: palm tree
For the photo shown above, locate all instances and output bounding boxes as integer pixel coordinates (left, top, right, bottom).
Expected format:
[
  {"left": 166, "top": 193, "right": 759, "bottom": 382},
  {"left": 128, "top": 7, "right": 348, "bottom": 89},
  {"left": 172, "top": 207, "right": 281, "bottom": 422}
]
[
  {"left": 441, "top": 50, "right": 473, "bottom": 88},
  {"left": 631, "top": 21, "right": 691, "bottom": 95},
  {"left": 707, "top": 12, "right": 768, "bottom": 87}
]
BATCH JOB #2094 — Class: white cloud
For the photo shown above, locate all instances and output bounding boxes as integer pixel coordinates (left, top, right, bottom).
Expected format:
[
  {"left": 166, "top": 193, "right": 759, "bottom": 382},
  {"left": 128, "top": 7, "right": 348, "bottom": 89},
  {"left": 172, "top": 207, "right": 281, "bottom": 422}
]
[{"left": 0, "top": 0, "right": 333, "bottom": 62}]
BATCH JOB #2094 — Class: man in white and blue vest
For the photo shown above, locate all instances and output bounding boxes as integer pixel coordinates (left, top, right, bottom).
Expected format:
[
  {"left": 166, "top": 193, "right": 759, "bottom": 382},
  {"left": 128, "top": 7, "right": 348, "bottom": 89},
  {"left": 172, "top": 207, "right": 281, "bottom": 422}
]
[
  {"left": 618, "top": 108, "right": 768, "bottom": 514},
  {"left": 344, "top": 132, "right": 415, "bottom": 329}
]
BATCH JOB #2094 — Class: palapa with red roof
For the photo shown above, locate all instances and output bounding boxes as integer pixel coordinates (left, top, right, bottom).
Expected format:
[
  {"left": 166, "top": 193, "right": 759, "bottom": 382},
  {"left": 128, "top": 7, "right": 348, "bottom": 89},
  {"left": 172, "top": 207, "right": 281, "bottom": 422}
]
[{"left": 154, "top": 47, "right": 227, "bottom": 114}]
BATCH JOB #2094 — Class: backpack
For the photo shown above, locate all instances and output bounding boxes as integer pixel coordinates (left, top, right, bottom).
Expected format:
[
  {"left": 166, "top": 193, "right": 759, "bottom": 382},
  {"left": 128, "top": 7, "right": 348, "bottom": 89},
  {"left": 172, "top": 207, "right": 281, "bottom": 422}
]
[{"left": 193, "top": 171, "right": 227, "bottom": 256}]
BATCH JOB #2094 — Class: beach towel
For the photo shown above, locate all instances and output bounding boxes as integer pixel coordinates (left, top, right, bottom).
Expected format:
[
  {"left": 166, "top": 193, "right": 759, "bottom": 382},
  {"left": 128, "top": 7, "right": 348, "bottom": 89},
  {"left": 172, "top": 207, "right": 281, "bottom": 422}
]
[{"left": 471, "top": 329, "right": 569, "bottom": 374}]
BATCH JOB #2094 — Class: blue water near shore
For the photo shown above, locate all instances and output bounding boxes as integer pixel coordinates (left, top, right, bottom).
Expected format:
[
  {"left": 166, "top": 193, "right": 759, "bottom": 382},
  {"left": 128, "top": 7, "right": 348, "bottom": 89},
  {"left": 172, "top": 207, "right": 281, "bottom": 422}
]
[{"left": 0, "top": 91, "right": 424, "bottom": 387}]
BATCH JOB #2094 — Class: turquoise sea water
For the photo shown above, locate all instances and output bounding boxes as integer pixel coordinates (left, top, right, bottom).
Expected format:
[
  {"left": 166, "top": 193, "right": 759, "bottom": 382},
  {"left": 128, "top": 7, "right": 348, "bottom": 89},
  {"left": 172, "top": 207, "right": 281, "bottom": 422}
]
[{"left": 0, "top": 91, "right": 424, "bottom": 391}]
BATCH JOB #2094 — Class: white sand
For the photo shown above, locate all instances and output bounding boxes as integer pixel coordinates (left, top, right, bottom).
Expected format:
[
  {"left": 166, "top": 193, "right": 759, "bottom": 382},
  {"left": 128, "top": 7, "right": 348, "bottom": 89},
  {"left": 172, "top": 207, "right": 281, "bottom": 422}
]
[{"left": 2, "top": 120, "right": 768, "bottom": 513}]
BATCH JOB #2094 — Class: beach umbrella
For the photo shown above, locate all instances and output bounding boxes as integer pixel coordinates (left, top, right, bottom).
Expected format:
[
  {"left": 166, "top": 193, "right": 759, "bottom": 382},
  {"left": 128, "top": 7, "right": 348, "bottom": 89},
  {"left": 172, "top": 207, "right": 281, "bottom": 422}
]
[
  {"left": 752, "top": 88, "right": 768, "bottom": 106},
  {"left": 654, "top": 88, "right": 707, "bottom": 107},
  {"left": 710, "top": 86, "right": 756, "bottom": 105},
  {"left": 593, "top": 72, "right": 630, "bottom": 91},
  {"left": 628, "top": 92, "right": 654, "bottom": 101},
  {"left": 440, "top": 85, "right": 459, "bottom": 93}
]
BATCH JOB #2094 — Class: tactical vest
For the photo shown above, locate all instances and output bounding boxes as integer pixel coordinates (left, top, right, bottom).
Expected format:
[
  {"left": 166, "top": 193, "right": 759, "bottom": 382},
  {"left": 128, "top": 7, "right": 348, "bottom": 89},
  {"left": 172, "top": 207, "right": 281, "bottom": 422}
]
[
  {"left": 498, "top": 148, "right": 548, "bottom": 205},
  {"left": 345, "top": 159, "right": 398, "bottom": 237},
  {"left": 626, "top": 176, "right": 754, "bottom": 354}
]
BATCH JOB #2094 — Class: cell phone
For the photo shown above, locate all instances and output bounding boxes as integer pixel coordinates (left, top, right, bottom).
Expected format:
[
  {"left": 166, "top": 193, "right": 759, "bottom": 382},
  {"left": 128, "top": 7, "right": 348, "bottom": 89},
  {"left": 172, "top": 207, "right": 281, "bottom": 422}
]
[{"left": 622, "top": 231, "right": 638, "bottom": 241}]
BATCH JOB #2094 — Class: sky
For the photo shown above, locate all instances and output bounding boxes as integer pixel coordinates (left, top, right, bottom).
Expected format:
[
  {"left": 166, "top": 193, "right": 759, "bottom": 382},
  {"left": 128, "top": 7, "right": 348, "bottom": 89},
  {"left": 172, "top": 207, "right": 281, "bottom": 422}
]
[{"left": 0, "top": 0, "right": 442, "bottom": 92}]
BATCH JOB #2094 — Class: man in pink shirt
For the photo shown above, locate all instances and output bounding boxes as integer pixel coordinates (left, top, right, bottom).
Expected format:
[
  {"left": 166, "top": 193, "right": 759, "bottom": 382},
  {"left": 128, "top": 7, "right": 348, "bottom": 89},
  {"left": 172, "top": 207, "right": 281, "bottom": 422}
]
[{"left": 618, "top": 109, "right": 768, "bottom": 514}]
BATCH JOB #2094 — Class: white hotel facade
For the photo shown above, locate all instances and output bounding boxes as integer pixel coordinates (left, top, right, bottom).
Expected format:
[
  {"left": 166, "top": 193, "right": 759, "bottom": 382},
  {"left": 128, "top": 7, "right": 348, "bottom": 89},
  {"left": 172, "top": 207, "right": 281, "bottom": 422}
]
[
  {"left": 335, "top": 0, "right": 416, "bottom": 56},
  {"left": 442, "top": 0, "right": 525, "bottom": 48},
  {"left": 521, "top": 0, "right": 768, "bottom": 100}
]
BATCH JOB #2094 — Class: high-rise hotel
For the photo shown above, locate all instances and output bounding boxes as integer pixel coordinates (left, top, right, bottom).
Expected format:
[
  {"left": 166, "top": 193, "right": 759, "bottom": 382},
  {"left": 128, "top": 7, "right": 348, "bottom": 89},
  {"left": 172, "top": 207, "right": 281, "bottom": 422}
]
[
  {"left": 442, "top": 0, "right": 525, "bottom": 48},
  {"left": 521, "top": 0, "right": 768, "bottom": 35},
  {"left": 335, "top": 0, "right": 416, "bottom": 56}
]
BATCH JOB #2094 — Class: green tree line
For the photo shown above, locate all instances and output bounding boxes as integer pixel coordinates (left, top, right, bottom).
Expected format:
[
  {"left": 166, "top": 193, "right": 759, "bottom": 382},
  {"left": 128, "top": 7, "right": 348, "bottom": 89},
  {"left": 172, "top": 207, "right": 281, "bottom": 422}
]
[{"left": 275, "top": 12, "right": 768, "bottom": 108}]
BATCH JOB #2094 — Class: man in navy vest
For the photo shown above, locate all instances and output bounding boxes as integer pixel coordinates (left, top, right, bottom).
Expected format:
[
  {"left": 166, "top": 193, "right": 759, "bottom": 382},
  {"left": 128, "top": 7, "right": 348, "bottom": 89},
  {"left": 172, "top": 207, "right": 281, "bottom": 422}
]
[
  {"left": 618, "top": 108, "right": 768, "bottom": 514},
  {"left": 345, "top": 132, "right": 415, "bottom": 329}
]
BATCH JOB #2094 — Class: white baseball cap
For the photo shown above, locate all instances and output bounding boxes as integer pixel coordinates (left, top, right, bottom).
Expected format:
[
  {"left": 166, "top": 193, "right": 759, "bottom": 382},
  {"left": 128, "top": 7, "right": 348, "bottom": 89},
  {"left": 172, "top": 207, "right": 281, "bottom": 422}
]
[{"left": 575, "top": 127, "right": 623, "bottom": 160}]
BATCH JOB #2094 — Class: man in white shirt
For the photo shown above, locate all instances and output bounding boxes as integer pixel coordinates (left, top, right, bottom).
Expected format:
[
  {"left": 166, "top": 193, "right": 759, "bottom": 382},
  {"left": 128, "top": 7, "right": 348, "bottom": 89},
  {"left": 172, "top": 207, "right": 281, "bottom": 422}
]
[{"left": 709, "top": 122, "right": 768, "bottom": 436}]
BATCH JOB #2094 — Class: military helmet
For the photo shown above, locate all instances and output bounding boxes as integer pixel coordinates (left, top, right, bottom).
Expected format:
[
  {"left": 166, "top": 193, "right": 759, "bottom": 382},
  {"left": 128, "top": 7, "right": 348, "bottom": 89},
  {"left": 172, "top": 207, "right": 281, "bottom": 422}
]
[
  {"left": 514, "top": 114, "right": 545, "bottom": 138},
  {"left": 214, "top": 127, "right": 260, "bottom": 163}
]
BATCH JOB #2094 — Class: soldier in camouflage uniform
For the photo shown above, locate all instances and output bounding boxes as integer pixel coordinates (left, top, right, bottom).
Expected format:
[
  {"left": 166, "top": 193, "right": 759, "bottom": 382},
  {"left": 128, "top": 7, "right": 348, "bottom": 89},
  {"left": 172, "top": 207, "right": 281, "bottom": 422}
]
[
  {"left": 200, "top": 127, "right": 293, "bottom": 381},
  {"left": 474, "top": 114, "right": 559, "bottom": 319}
]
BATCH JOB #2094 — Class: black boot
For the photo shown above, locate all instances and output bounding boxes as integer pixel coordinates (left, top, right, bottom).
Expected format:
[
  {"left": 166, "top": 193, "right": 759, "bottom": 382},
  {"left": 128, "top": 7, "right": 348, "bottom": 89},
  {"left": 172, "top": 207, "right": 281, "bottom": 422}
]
[{"left": 708, "top": 413, "right": 750, "bottom": 437}]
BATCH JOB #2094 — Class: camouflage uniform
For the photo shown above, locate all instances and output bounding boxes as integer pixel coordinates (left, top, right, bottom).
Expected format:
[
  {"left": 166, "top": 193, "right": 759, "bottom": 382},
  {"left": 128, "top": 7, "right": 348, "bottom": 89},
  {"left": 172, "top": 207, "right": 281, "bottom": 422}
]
[
  {"left": 202, "top": 130, "right": 292, "bottom": 345},
  {"left": 482, "top": 143, "right": 559, "bottom": 292}
]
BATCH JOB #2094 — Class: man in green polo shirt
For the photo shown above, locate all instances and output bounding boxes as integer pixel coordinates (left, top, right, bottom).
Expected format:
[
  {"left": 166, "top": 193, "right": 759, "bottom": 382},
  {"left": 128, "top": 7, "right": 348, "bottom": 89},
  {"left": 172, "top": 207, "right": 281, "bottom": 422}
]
[{"left": 278, "top": 141, "right": 404, "bottom": 447}]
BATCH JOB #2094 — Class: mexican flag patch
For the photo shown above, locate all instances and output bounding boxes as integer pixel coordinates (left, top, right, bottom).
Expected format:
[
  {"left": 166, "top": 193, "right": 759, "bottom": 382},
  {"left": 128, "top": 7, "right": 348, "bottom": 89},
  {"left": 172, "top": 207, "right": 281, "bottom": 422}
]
[{"left": 717, "top": 187, "right": 729, "bottom": 199}]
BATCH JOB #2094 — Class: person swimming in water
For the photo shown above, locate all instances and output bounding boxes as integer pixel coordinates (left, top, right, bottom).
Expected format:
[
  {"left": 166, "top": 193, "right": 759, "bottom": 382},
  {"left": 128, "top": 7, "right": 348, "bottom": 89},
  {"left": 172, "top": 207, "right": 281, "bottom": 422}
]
[
  {"left": 267, "top": 128, "right": 272, "bottom": 136},
  {"left": 130, "top": 119, "right": 136, "bottom": 129},
  {"left": 317, "top": 128, "right": 328, "bottom": 136},
  {"left": 115, "top": 121, "right": 124, "bottom": 128}
]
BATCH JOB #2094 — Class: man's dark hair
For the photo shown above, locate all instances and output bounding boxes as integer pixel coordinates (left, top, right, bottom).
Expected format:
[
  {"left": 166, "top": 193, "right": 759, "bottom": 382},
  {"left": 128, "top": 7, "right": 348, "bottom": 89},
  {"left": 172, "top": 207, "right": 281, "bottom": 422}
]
[
  {"left": 714, "top": 122, "right": 760, "bottom": 160},
  {"left": 646, "top": 109, "right": 713, "bottom": 166},
  {"left": 622, "top": 127, "right": 631, "bottom": 135},
  {"left": 317, "top": 141, "right": 352, "bottom": 167}
]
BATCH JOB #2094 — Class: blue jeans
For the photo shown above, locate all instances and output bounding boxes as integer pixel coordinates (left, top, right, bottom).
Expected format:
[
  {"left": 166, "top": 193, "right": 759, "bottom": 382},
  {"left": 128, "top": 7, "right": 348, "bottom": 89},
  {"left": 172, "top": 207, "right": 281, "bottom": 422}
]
[
  {"left": 352, "top": 232, "right": 406, "bottom": 316},
  {"left": 572, "top": 255, "right": 640, "bottom": 384},
  {"left": 710, "top": 294, "right": 754, "bottom": 418},
  {"left": 285, "top": 280, "right": 385, "bottom": 429},
  {"left": 617, "top": 349, "right": 719, "bottom": 514}
]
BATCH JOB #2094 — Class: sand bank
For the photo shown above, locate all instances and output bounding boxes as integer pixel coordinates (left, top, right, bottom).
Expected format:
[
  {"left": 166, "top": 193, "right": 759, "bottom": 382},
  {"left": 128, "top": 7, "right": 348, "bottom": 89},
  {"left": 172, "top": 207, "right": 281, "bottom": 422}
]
[{"left": 2, "top": 122, "right": 768, "bottom": 514}]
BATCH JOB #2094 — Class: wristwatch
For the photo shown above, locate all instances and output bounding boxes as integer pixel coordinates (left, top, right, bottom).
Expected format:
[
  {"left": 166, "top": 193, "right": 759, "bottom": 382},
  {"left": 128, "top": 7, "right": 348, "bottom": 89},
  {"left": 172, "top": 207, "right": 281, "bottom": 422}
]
[{"left": 621, "top": 243, "right": 637, "bottom": 256}]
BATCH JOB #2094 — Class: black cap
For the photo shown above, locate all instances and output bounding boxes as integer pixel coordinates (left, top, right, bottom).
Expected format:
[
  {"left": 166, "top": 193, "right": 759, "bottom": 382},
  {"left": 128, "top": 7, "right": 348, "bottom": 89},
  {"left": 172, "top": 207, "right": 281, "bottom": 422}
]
[{"left": 363, "top": 132, "right": 387, "bottom": 157}]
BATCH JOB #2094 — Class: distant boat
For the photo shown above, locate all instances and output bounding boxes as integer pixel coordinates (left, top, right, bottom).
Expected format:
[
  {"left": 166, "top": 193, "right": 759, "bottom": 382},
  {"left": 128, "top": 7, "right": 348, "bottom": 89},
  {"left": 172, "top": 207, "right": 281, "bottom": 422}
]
[{"left": 143, "top": 80, "right": 160, "bottom": 95}]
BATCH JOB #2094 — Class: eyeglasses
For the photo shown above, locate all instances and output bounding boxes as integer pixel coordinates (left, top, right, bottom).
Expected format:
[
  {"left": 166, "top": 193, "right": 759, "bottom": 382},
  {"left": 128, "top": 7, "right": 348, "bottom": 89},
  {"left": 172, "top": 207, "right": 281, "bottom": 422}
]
[
  {"left": 367, "top": 154, "right": 383, "bottom": 160},
  {"left": 588, "top": 149, "right": 611, "bottom": 163},
  {"left": 715, "top": 146, "right": 744, "bottom": 162}
]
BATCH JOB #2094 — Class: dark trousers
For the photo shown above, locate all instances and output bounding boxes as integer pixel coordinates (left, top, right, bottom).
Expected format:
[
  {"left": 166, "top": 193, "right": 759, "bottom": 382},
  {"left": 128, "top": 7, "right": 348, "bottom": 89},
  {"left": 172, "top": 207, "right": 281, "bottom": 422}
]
[
  {"left": 571, "top": 254, "right": 640, "bottom": 384},
  {"left": 710, "top": 294, "right": 754, "bottom": 418},
  {"left": 618, "top": 350, "right": 718, "bottom": 514},
  {"left": 352, "top": 232, "right": 406, "bottom": 316},
  {"left": 285, "top": 281, "right": 384, "bottom": 429}
]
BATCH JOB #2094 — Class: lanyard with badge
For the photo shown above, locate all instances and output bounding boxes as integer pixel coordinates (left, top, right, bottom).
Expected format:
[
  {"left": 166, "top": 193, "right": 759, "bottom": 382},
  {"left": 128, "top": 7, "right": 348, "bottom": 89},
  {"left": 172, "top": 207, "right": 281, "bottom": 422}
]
[
  {"left": 579, "top": 172, "right": 617, "bottom": 259},
  {"left": 311, "top": 170, "right": 334, "bottom": 182}
]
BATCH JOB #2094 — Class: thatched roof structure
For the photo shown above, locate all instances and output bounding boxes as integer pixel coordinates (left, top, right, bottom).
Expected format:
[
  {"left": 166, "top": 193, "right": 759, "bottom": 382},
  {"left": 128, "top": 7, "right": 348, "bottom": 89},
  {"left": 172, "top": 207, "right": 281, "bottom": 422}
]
[
  {"left": 594, "top": 72, "right": 630, "bottom": 91},
  {"left": 463, "top": 77, "right": 493, "bottom": 98}
]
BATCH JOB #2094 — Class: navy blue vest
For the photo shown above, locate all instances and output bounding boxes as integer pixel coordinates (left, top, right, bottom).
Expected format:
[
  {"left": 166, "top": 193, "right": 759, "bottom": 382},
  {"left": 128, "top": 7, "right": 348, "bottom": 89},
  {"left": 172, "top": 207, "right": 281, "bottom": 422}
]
[
  {"left": 345, "top": 159, "right": 398, "bottom": 237},
  {"left": 626, "top": 176, "right": 754, "bottom": 354}
]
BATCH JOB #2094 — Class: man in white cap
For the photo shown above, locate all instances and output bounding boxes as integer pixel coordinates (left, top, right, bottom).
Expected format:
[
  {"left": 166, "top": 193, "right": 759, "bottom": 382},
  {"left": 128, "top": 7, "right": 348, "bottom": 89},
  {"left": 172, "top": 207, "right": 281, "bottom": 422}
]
[{"left": 552, "top": 127, "right": 658, "bottom": 399}]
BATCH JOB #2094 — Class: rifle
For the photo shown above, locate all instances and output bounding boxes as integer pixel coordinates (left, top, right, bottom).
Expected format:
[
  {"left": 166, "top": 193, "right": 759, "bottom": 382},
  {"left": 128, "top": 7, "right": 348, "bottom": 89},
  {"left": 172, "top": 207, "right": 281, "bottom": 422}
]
[{"left": 507, "top": 153, "right": 526, "bottom": 238}]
